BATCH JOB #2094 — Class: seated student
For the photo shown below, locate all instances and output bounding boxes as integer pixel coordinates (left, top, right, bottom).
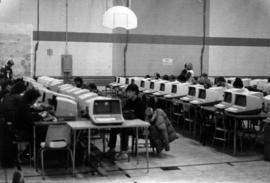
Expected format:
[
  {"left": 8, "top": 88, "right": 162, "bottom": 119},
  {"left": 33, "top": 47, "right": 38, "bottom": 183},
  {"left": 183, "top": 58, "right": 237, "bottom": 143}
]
[
  {"left": 74, "top": 76, "right": 85, "bottom": 88},
  {"left": 87, "top": 83, "right": 101, "bottom": 95},
  {"left": 169, "top": 75, "right": 176, "bottom": 82},
  {"left": 0, "top": 80, "right": 13, "bottom": 101},
  {"left": 198, "top": 73, "right": 213, "bottom": 89},
  {"left": 162, "top": 74, "right": 169, "bottom": 81},
  {"left": 14, "top": 89, "right": 42, "bottom": 141},
  {"left": 144, "top": 75, "right": 151, "bottom": 78},
  {"left": 107, "top": 84, "right": 146, "bottom": 160},
  {"left": 233, "top": 77, "right": 249, "bottom": 92},
  {"left": 153, "top": 72, "right": 161, "bottom": 80},
  {"left": 2, "top": 81, "right": 26, "bottom": 123},
  {"left": 215, "top": 76, "right": 232, "bottom": 89}
]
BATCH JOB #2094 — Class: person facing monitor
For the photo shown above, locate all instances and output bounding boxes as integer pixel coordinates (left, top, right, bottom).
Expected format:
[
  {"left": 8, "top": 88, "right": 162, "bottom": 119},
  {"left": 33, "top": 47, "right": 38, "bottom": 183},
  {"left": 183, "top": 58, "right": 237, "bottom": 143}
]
[{"left": 107, "top": 83, "right": 146, "bottom": 160}]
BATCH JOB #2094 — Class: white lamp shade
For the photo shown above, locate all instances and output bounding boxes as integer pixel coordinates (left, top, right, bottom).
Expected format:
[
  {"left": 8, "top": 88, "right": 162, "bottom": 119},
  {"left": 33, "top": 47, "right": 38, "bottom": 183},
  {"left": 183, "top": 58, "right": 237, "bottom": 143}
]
[{"left": 103, "top": 6, "right": 137, "bottom": 30}]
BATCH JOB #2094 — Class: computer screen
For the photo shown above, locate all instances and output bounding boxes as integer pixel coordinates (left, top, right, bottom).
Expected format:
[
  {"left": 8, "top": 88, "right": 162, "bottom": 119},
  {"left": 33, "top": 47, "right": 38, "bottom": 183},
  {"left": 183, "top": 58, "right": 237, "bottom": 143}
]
[
  {"left": 125, "top": 78, "right": 129, "bottom": 85},
  {"left": 160, "top": 83, "right": 165, "bottom": 91},
  {"left": 172, "top": 85, "right": 177, "bottom": 93},
  {"left": 188, "top": 87, "right": 196, "bottom": 96},
  {"left": 198, "top": 89, "right": 206, "bottom": 99},
  {"left": 93, "top": 100, "right": 121, "bottom": 114},
  {"left": 131, "top": 79, "right": 135, "bottom": 84},
  {"left": 150, "top": 82, "right": 155, "bottom": 89},
  {"left": 117, "top": 78, "right": 120, "bottom": 83},
  {"left": 140, "top": 81, "right": 145, "bottom": 88},
  {"left": 224, "top": 92, "right": 232, "bottom": 103},
  {"left": 235, "top": 94, "right": 246, "bottom": 107}
]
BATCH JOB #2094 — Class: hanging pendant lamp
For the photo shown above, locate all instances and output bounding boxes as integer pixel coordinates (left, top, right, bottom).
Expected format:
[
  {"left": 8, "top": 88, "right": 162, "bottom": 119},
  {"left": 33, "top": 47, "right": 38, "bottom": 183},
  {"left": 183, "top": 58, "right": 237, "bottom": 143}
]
[{"left": 102, "top": 5, "right": 137, "bottom": 30}]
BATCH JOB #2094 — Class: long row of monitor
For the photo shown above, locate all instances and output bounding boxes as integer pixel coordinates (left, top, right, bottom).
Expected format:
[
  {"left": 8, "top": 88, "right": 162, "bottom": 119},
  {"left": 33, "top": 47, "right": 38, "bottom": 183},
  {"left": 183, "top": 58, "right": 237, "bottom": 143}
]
[{"left": 27, "top": 76, "right": 125, "bottom": 125}]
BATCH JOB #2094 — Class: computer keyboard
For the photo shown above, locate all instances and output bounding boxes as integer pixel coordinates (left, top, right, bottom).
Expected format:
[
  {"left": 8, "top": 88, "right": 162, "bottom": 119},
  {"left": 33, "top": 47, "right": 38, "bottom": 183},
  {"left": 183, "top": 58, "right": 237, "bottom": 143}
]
[{"left": 95, "top": 117, "right": 117, "bottom": 122}]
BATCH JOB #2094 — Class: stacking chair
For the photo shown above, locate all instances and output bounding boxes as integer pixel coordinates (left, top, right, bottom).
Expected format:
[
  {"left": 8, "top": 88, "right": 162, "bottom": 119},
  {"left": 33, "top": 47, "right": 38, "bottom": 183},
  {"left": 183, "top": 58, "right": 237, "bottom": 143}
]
[
  {"left": 182, "top": 102, "right": 195, "bottom": 136},
  {"left": 212, "top": 111, "right": 230, "bottom": 149},
  {"left": 39, "top": 124, "right": 73, "bottom": 179},
  {"left": 171, "top": 100, "right": 183, "bottom": 130}
]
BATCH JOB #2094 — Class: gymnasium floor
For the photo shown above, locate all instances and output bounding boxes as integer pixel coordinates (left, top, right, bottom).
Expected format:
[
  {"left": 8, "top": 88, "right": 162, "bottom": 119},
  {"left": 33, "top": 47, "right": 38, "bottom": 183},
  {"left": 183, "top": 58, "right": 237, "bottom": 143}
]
[{"left": 1, "top": 133, "right": 270, "bottom": 183}]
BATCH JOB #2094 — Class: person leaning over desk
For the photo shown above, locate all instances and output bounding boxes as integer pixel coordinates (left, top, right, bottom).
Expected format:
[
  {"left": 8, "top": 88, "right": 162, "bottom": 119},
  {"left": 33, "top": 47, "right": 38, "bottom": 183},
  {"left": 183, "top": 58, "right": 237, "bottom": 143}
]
[{"left": 107, "top": 83, "right": 146, "bottom": 160}]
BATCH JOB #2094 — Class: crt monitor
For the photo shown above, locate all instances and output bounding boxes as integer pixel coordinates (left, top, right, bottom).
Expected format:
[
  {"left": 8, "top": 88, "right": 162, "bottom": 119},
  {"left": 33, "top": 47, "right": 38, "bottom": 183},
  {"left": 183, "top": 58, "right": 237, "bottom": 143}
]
[
  {"left": 225, "top": 93, "right": 262, "bottom": 114},
  {"left": 224, "top": 91, "right": 232, "bottom": 103},
  {"left": 188, "top": 86, "right": 196, "bottom": 97},
  {"left": 140, "top": 81, "right": 145, "bottom": 88},
  {"left": 198, "top": 89, "right": 206, "bottom": 99},
  {"left": 93, "top": 100, "right": 121, "bottom": 115},
  {"left": 160, "top": 83, "right": 165, "bottom": 91},
  {"left": 171, "top": 84, "right": 177, "bottom": 93},
  {"left": 234, "top": 94, "right": 246, "bottom": 107},
  {"left": 150, "top": 81, "right": 155, "bottom": 90},
  {"left": 125, "top": 78, "right": 129, "bottom": 85},
  {"left": 54, "top": 96, "right": 78, "bottom": 120},
  {"left": 88, "top": 98, "right": 124, "bottom": 125}
]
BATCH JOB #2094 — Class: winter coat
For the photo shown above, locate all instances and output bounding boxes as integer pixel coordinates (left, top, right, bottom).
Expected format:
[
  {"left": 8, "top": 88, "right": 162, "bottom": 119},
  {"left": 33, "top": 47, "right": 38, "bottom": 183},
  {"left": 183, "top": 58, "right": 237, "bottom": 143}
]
[{"left": 146, "top": 108, "right": 178, "bottom": 153}]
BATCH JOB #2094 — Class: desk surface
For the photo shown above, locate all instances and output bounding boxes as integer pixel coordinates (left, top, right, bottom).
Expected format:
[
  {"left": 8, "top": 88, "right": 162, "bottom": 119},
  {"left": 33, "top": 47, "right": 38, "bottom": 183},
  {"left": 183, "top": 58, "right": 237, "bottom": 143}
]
[
  {"left": 67, "top": 119, "right": 150, "bottom": 130},
  {"left": 225, "top": 112, "right": 268, "bottom": 120}
]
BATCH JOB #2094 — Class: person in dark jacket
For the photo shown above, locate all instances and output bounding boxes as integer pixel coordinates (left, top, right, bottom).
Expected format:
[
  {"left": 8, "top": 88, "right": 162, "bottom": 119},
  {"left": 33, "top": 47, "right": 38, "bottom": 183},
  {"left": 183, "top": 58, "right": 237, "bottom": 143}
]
[
  {"left": 14, "top": 88, "right": 42, "bottom": 141},
  {"left": 0, "top": 60, "right": 14, "bottom": 82},
  {"left": 107, "top": 84, "right": 146, "bottom": 160}
]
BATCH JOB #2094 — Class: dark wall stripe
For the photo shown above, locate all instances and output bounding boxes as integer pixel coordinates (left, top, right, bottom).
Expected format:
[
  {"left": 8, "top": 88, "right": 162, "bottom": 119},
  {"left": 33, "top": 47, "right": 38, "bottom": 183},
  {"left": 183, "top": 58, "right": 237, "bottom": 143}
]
[{"left": 33, "top": 31, "right": 270, "bottom": 47}]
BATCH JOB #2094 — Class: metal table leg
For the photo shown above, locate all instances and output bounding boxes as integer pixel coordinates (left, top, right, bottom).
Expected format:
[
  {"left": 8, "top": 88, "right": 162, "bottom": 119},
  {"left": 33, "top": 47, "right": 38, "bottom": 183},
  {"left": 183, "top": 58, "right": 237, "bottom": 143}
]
[
  {"left": 145, "top": 127, "right": 149, "bottom": 173},
  {"left": 72, "top": 130, "right": 76, "bottom": 176},
  {"left": 33, "top": 125, "right": 36, "bottom": 171},
  {"left": 136, "top": 127, "right": 139, "bottom": 164}
]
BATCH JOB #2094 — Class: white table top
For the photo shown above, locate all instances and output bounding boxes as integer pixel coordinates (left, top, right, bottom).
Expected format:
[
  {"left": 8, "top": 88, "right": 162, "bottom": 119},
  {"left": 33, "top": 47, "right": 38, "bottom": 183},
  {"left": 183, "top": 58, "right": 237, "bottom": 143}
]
[{"left": 66, "top": 119, "right": 150, "bottom": 130}]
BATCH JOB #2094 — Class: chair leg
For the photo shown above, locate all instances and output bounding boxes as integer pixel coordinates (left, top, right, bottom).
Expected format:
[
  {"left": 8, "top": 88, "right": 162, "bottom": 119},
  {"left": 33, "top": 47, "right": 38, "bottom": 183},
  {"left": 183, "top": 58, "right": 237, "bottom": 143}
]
[
  {"left": 41, "top": 149, "right": 45, "bottom": 179},
  {"left": 68, "top": 149, "right": 73, "bottom": 170}
]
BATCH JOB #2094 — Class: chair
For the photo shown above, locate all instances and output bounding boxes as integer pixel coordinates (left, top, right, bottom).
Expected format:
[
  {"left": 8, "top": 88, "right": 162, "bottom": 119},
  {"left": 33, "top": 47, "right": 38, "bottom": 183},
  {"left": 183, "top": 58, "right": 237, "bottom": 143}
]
[
  {"left": 39, "top": 124, "right": 73, "bottom": 179},
  {"left": 182, "top": 102, "right": 195, "bottom": 136},
  {"left": 171, "top": 100, "right": 183, "bottom": 130},
  {"left": 12, "top": 170, "right": 24, "bottom": 183}
]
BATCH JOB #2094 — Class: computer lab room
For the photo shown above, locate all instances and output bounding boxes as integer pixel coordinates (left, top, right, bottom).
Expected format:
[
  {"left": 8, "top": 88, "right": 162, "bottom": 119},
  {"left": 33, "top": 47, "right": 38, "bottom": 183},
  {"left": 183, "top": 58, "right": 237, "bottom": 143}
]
[{"left": 1, "top": 0, "right": 270, "bottom": 183}]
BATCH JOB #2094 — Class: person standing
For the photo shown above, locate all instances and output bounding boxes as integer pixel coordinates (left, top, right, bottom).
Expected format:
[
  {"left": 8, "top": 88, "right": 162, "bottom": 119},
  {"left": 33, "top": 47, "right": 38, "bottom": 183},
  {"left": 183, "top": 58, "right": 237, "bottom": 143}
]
[{"left": 0, "top": 60, "right": 14, "bottom": 82}]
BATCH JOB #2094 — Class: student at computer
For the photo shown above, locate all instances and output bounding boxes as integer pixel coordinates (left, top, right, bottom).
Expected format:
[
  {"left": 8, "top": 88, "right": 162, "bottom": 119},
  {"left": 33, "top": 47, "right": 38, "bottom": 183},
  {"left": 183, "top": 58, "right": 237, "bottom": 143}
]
[
  {"left": 107, "top": 84, "right": 146, "bottom": 160},
  {"left": 198, "top": 73, "right": 213, "bottom": 89},
  {"left": 2, "top": 81, "right": 26, "bottom": 123},
  {"left": 74, "top": 77, "right": 85, "bottom": 88},
  {"left": 162, "top": 74, "right": 169, "bottom": 81},
  {"left": 14, "top": 89, "right": 42, "bottom": 142},
  {"left": 153, "top": 72, "right": 161, "bottom": 80},
  {"left": 233, "top": 77, "right": 249, "bottom": 92},
  {"left": 215, "top": 76, "right": 232, "bottom": 89},
  {"left": 87, "top": 83, "right": 102, "bottom": 95}
]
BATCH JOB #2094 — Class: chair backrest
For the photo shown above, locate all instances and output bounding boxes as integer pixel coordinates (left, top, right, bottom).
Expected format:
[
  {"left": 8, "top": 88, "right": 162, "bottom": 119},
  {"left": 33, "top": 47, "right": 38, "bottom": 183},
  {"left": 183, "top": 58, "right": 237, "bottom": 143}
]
[
  {"left": 12, "top": 170, "right": 24, "bottom": 183},
  {"left": 45, "top": 124, "right": 71, "bottom": 147}
]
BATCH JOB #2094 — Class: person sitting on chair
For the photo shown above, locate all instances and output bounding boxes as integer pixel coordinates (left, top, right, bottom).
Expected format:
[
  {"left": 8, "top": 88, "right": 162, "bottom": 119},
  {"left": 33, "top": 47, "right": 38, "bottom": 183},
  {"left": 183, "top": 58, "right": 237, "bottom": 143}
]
[{"left": 107, "top": 84, "right": 146, "bottom": 160}]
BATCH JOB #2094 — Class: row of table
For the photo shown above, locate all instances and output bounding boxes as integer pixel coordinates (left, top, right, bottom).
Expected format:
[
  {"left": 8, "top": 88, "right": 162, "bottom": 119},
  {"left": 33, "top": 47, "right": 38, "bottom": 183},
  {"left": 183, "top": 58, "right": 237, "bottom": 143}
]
[{"left": 33, "top": 119, "right": 150, "bottom": 176}]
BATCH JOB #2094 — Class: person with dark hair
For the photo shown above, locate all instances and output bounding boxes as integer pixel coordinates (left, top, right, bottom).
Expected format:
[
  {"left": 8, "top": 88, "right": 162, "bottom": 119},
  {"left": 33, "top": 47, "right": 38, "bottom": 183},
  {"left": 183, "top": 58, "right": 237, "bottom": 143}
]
[
  {"left": 74, "top": 77, "right": 85, "bottom": 88},
  {"left": 215, "top": 76, "right": 232, "bottom": 89},
  {"left": 198, "top": 73, "right": 213, "bottom": 89},
  {"left": 162, "top": 74, "right": 169, "bottom": 81},
  {"left": 0, "top": 59, "right": 14, "bottom": 82},
  {"left": 144, "top": 75, "right": 151, "bottom": 78},
  {"left": 233, "top": 77, "right": 249, "bottom": 92},
  {"left": 14, "top": 89, "right": 42, "bottom": 141},
  {"left": 107, "top": 84, "right": 146, "bottom": 160},
  {"left": 2, "top": 81, "right": 26, "bottom": 123},
  {"left": 87, "top": 83, "right": 102, "bottom": 95},
  {"left": 169, "top": 75, "right": 176, "bottom": 82},
  {"left": 0, "top": 80, "right": 13, "bottom": 100},
  {"left": 154, "top": 72, "right": 161, "bottom": 80}
]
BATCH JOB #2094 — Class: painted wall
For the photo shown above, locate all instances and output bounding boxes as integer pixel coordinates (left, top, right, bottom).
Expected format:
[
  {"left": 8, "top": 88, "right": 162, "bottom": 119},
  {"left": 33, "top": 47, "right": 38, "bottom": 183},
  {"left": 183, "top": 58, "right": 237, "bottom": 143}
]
[
  {"left": 0, "top": 0, "right": 113, "bottom": 77},
  {"left": 112, "top": 0, "right": 205, "bottom": 77},
  {"left": 209, "top": 0, "right": 270, "bottom": 76}
]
